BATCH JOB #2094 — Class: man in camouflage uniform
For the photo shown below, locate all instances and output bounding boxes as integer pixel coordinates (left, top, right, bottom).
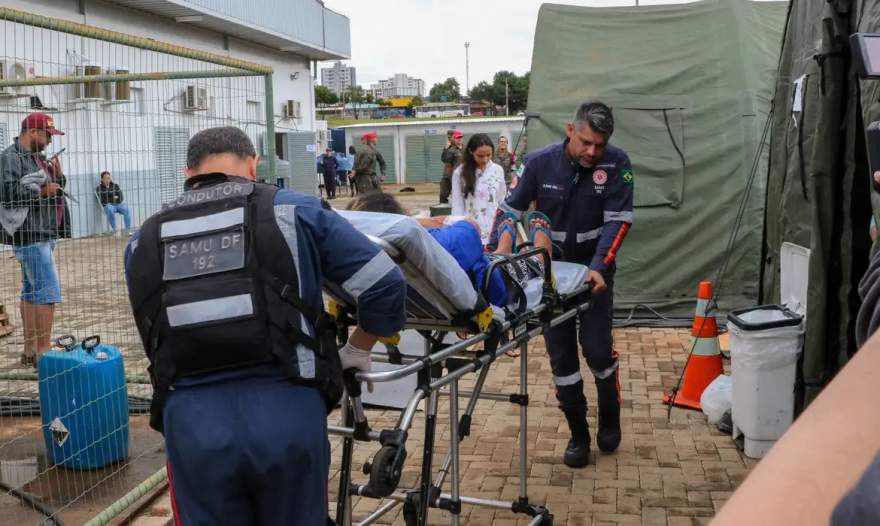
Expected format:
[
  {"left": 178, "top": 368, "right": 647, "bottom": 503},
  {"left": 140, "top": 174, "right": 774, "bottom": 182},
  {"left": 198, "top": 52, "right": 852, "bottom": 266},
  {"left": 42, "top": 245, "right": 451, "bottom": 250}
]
[
  {"left": 439, "top": 130, "right": 463, "bottom": 203},
  {"left": 351, "top": 132, "right": 386, "bottom": 194},
  {"left": 493, "top": 135, "right": 516, "bottom": 187}
]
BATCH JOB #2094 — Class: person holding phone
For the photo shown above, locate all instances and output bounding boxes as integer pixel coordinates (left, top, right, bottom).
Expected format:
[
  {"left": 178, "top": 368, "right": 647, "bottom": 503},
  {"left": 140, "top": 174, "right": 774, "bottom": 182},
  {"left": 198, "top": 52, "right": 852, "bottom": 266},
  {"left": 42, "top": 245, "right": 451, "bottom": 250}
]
[{"left": 0, "top": 112, "right": 68, "bottom": 367}]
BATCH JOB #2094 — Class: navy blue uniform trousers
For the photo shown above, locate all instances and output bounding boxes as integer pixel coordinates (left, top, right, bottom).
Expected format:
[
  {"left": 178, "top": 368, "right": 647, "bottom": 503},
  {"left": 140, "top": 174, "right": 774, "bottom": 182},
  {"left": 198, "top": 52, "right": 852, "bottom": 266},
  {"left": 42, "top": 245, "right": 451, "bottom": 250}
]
[
  {"left": 163, "top": 373, "right": 329, "bottom": 526},
  {"left": 544, "top": 269, "right": 617, "bottom": 412}
]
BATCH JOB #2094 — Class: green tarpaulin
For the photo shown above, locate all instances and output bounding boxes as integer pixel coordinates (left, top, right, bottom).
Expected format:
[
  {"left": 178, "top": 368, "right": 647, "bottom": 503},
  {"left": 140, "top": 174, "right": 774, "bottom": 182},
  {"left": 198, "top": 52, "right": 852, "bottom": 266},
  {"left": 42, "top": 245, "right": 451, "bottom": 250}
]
[
  {"left": 526, "top": 0, "right": 787, "bottom": 316},
  {"left": 764, "top": 0, "right": 873, "bottom": 404}
]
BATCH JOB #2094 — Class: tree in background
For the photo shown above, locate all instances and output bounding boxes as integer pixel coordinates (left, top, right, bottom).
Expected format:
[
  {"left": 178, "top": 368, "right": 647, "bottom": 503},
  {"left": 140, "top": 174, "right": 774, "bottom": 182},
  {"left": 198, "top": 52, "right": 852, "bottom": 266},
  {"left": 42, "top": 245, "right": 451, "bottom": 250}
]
[
  {"left": 344, "top": 85, "right": 366, "bottom": 118},
  {"left": 346, "top": 85, "right": 365, "bottom": 104},
  {"left": 429, "top": 77, "right": 462, "bottom": 102},
  {"left": 364, "top": 92, "right": 375, "bottom": 104},
  {"left": 468, "top": 81, "right": 494, "bottom": 104},
  {"left": 315, "top": 84, "right": 338, "bottom": 105},
  {"left": 467, "top": 71, "right": 530, "bottom": 114}
]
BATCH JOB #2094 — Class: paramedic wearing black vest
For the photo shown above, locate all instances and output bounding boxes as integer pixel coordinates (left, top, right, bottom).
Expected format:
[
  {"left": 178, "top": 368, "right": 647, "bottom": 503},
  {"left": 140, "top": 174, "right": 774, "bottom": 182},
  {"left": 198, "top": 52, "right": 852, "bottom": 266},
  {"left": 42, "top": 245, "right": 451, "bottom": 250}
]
[
  {"left": 124, "top": 127, "right": 406, "bottom": 525},
  {"left": 491, "top": 101, "right": 633, "bottom": 468}
]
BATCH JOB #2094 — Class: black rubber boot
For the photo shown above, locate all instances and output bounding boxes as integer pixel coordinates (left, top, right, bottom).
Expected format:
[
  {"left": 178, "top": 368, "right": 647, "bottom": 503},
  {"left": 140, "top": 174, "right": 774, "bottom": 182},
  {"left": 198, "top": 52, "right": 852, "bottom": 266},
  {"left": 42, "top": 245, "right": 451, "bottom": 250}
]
[
  {"left": 595, "top": 375, "right": 622, "bottom": 453},
  {"left": 562, "top": 409, "right": 592, "bottom": 468}
]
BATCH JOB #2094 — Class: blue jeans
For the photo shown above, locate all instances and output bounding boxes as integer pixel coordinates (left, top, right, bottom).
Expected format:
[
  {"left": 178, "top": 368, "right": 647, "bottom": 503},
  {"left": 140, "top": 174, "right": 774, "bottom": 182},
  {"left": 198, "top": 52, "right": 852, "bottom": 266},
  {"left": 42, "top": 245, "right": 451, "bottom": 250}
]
[
  {"left": 13, "top": 240, "right": 62, "bottom": 305},
  {"left": 103, "top": 203, "right": 131, "bottom": 230}
]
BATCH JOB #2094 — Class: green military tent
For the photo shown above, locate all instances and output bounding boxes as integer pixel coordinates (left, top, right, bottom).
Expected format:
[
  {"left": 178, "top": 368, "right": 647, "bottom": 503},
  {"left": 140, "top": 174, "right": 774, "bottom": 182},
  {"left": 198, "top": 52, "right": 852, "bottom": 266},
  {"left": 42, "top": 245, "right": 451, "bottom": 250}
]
[
  {"left": 763, "top": 0, "right": 874, "bottom": 403},
  {"left": 528, "top": 0, "right": 878, "bottom": 404},
  {"left": 526, "top": 0, "right": 788, "bottom": 317}
]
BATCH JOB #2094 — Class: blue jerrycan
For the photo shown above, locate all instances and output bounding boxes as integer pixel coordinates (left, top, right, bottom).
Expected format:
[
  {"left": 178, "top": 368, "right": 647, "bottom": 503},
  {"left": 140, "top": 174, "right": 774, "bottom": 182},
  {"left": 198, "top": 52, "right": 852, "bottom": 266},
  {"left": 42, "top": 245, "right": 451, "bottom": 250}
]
[{"left": 38, "top": 335, "right": 130, "bottom": 470}]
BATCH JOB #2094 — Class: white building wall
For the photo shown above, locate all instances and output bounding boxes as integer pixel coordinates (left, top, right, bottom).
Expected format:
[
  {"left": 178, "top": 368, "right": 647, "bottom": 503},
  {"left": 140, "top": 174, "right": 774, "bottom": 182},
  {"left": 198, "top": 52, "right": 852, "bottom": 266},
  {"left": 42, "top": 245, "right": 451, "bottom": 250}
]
[
  {"left": 4, "top": 0, "right": 316, "bottom": 131},
  {"left": 1, "top": 0, "right": 327, "bottom": 237}
]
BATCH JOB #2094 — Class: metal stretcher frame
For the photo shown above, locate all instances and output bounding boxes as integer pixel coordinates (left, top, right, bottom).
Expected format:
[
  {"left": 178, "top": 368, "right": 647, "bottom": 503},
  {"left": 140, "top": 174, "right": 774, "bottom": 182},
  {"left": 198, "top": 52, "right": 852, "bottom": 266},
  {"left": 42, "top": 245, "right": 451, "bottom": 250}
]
[{"left": 326, "top": 239, "right": 592, "bottom": 526}]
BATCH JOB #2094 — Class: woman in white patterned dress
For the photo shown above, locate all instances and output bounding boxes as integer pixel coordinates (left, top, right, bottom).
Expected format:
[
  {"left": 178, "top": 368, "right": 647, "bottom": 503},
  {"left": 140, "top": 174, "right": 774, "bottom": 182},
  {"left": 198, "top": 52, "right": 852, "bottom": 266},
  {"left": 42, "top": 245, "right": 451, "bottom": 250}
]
[{"left": 451, "top": 133, "right": 507, "bottom": 246}]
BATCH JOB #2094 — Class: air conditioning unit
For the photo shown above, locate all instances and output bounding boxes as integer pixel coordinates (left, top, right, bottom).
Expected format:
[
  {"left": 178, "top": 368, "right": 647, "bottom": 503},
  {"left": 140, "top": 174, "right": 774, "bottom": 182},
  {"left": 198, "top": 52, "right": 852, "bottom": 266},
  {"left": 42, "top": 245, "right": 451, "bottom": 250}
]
[
  {"left": 114, "top": 68, "right": 130, "bottom": 101},
  {"left": 83, "top": 63, "right": 102, "bottom": 98},
  {"left": 283, "top": 99, "right": 301, "bottom": 119},
  {"left": 184, "top": 85, "right": 209, "bottom": 111}
]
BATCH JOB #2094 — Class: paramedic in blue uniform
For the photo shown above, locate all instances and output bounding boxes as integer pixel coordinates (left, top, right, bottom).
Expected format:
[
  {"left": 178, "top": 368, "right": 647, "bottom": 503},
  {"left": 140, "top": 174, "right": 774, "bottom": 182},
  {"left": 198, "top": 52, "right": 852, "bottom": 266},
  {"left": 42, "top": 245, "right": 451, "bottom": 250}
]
[
  {"left": 124, "top": 126, "right": 407, "bottom": 525},
  {"left": 491, "top": 100, "right": 633, "bottom": 468}
]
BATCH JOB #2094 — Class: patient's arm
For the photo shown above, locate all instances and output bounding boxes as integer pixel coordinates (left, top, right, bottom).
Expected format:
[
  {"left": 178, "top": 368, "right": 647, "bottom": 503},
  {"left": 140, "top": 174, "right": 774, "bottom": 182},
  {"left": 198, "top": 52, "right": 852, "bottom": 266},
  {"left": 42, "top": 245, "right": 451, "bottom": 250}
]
[{"left": 417, "top": 217, "right": 446, "bottom": 229}]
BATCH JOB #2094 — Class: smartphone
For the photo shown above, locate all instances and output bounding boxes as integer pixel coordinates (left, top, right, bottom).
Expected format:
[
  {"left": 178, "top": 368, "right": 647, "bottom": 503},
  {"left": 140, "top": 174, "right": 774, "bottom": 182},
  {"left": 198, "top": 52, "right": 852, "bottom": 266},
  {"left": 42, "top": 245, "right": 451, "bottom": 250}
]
[{"left": 49, "top": 147, "right": 66, "bottom": 160}]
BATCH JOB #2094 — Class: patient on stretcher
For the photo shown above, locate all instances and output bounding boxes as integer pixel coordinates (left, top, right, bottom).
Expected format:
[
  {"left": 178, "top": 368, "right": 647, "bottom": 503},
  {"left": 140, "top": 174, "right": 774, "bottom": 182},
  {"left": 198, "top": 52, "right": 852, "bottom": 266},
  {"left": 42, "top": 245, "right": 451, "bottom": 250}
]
[{"left": 345, "top": 193, "right": 555, "bottom": 310}]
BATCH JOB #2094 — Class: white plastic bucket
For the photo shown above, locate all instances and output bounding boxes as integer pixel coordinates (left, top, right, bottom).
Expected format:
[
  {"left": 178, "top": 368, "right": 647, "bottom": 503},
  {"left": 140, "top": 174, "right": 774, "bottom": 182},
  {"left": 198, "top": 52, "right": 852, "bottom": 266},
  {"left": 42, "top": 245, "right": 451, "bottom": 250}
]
[{"left": 728, "top": 305, "right": 804, "bottom": 458}]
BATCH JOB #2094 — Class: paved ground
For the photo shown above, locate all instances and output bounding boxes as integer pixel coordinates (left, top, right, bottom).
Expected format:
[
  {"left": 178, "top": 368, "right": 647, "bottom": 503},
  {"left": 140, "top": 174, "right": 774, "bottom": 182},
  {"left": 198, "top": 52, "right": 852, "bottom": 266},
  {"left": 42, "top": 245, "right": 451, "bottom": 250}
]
[
  {"left": 326, "top": 328, "right": 751, "bottom": 526},
  {"left": 0, "top": 185, "right": 756, "bottom": 525},
  {"left": 121, "top": 328, "right": 751, "bottom": 526}
]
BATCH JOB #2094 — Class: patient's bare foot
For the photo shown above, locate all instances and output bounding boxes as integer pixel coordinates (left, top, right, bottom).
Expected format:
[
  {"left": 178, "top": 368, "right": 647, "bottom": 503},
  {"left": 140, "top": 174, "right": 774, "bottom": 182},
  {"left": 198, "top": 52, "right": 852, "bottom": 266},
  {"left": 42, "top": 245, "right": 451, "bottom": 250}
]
[
  {"left": 528, "top": 215, "right": 552, "bottom": 254},
  {"left": 494, "top": 214, "right": 518, "bottom": 254}
]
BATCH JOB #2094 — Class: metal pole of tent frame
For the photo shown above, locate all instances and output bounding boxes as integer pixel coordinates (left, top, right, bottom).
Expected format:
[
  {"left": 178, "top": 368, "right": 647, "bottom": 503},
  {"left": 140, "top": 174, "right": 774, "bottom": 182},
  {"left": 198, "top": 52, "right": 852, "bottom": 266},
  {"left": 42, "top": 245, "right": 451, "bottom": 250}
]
[{"left": 449, "top": 378, "right": 461, "bottom": 526}]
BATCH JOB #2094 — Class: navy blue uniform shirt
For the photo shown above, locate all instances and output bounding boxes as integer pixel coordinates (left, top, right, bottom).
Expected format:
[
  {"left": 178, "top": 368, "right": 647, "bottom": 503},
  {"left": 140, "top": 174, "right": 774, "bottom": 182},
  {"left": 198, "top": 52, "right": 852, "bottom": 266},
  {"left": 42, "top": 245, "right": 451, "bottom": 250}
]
[
  {"left": 124, "top": 186, "right": 407, "bottom": 386},
  {"left": 500, "top": 140, "right": 633, "bottom": 273}
]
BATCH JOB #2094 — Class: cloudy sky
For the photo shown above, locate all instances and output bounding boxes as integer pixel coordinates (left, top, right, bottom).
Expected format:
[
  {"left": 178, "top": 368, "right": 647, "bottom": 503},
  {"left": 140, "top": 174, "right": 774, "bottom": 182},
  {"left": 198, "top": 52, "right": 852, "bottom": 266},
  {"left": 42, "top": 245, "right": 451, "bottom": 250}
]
[{"left": 321, "top": 0, "right": 782, "bottom": 93}]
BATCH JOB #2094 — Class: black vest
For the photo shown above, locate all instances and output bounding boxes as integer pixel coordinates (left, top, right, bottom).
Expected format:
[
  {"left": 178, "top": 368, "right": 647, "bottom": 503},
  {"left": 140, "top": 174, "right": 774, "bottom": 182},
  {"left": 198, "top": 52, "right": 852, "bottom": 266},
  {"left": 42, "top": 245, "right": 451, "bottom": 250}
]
[{"left": 126, "top": 174, "right": 342, "bottom": 431}]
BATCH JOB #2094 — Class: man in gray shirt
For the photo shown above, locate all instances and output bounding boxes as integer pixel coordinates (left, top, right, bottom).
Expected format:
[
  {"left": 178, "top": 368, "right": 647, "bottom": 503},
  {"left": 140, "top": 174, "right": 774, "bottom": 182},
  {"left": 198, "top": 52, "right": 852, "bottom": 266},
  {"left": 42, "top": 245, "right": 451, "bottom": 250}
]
[{"left": 0, "top": 112, "right": 67, "bottom": 367}]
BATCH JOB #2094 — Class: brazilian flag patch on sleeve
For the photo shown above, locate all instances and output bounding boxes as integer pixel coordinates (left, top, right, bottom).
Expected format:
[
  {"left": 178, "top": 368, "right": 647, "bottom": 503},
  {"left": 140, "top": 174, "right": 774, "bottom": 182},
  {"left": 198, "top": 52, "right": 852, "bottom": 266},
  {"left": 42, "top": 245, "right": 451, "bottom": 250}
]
[{"left": 622, "top": 169, "right": 634, "bottom": 185}]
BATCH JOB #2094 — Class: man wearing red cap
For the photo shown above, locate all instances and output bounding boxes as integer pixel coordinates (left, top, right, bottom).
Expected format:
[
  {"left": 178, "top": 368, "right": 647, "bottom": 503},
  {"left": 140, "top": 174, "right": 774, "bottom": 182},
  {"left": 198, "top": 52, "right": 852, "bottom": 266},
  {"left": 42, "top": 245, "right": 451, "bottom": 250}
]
[
  {"left": 439, "top": 130, "right": 464, "bottom": 203},
  {"left": 0, "top": 112, "right": 68, "bottom": 366},
  {"left": 351, "top": 131, "right": 386, "bottom": 193}
]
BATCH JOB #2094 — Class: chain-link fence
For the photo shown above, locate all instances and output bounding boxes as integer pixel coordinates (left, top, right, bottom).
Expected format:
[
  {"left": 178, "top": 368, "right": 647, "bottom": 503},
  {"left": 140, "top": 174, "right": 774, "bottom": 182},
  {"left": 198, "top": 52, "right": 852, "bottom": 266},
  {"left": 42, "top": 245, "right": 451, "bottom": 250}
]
[{"left": 0, "top": 8, "right": 275, "bottom": 524}]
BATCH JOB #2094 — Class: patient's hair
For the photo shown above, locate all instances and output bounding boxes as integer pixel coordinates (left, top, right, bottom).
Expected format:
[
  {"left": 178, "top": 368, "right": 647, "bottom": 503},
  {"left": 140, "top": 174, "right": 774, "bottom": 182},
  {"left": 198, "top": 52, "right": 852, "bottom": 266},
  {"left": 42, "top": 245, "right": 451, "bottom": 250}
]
[{"left": 346, "top": 192, "right": 408, "bottom": 215}]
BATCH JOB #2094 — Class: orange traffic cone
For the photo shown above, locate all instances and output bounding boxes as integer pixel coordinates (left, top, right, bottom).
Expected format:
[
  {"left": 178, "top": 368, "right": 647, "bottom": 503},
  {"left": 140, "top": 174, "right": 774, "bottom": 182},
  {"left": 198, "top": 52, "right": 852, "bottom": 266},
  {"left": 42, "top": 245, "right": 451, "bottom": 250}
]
[{"left": 662, "top": 281, "right": 724, "bottom": 410}]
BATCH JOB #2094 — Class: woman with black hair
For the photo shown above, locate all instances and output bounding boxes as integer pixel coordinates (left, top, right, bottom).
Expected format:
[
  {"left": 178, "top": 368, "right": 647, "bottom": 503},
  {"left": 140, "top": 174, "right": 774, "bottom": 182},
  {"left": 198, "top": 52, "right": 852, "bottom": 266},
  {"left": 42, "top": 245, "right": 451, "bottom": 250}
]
[{"left": 450, "top": 133, "right": 507, "bottom": 245}]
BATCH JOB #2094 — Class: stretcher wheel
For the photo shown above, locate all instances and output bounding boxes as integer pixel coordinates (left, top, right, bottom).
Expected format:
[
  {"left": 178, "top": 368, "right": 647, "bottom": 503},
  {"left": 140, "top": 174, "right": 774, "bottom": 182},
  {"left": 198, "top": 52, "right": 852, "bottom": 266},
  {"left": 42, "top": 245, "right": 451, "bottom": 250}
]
[{"left": 364, "top": 444, "right": 406, "bottom": 498}]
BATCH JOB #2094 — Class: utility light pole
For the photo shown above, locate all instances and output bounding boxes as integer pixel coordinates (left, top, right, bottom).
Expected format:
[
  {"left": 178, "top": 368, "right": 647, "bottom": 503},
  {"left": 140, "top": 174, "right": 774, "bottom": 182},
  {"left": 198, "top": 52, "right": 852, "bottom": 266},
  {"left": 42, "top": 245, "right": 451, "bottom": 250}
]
[{"left": 464, "top": 41, "right": 470, "bottom": 97}]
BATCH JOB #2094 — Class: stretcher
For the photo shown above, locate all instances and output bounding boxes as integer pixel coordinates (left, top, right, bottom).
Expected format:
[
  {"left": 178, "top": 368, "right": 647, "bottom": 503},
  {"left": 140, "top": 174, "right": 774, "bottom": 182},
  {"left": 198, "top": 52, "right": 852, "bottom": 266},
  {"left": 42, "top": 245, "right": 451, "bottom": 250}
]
[{"left": 326, "top": 211, "right": 593, "bottom": 526}]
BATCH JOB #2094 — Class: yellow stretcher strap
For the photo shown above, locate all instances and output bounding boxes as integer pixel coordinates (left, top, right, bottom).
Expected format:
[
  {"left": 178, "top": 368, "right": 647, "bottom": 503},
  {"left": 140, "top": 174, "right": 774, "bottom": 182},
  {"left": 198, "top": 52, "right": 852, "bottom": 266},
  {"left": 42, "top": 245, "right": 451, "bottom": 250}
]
[{"left": 476, "top": 306, "right": 494, "bottom": 333}]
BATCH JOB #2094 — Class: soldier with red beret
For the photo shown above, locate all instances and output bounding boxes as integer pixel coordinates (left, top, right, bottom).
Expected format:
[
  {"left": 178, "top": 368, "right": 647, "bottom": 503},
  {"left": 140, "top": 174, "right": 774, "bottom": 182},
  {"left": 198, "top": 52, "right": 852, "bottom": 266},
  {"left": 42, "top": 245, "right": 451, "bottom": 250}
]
[{"left": 351, "top": 131, "right": 386, "bottom": 193}]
